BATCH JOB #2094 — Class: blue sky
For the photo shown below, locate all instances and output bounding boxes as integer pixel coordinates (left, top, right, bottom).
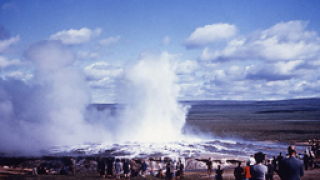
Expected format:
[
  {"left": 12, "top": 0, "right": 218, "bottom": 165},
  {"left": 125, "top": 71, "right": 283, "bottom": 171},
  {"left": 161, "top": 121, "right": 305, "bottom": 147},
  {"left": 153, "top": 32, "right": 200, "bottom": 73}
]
[{"left": 1, "top": 0, "right": 320, "bottom": 102}]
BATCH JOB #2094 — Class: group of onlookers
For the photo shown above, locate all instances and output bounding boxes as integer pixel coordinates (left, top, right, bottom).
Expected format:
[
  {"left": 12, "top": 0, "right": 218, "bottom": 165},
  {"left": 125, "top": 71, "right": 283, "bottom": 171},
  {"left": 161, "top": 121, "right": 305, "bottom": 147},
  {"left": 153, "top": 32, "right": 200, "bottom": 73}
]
[
  {"left": 208, "top": 144, "right": 317, "bottom": 180},
  {"left": 97, "top": 157, "right": 185, "bottom": 179}
]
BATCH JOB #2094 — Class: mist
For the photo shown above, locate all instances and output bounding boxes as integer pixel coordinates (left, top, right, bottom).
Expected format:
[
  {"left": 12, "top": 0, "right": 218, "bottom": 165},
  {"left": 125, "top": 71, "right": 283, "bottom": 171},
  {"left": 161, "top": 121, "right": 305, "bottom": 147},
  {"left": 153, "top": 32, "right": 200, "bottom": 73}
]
[
  {"left": 0, "top": 40, "right": 111, "bottom": 155},
  {"left": 0, "top": 41, "right": 189, "bottom": 155},
  {"left": 114, "top": 52, "right": 188, "bottom": 142}
]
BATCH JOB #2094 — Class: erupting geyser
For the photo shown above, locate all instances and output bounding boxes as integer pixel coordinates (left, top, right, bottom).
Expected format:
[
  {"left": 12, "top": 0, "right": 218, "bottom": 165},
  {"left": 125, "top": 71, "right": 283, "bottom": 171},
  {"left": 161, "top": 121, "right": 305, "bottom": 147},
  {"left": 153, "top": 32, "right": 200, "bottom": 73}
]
[
  {"left": 0, "top": 41, "right": 189, "bottom": 155},
  {"left": 115, "top": 52, "right": 188, "bottom": 142}
]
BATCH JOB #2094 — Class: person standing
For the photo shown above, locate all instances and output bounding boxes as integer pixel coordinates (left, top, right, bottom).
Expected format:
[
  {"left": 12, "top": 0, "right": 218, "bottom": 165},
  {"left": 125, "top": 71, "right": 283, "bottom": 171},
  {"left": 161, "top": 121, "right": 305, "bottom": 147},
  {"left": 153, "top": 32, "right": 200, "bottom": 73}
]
[
  {"left": 179, "top": 159, "right": 184, "bottom": 177},
  {"left": 98, "top": 157, "right": 106, "bottom": 178},
  {"left": 123, "top": 159, "right": 130, "bottom": 178},
  {"left": 243, "top": 161, "right": 251, "bottom": 180},
  {"left": 234, "top": 162, "right": 244, "bottom": 180},
  {"left": 106, "top": 157, "right": 114, "bottom": 177},
  {"left": 115, "top": 159, "right": 122, "bottom": 179},
  {"left": 141, "top": 160, "right": 147, "bottom": 178},
  {"left": 250, "top": 152, "right": 268, "bottom": 180},
  {"left": 206, "top": 157, "right": 212, "bottom": 177},
  {"left": 169, "top": 160, "right": 176, "bottom": 180},
  {"left": 215, "top": 165, "right": 223, "bottom": 180},
  {"left": 68, "top": 158, "right": 75, "bottom": 175},
  {"left": 130, "top": 159, "right": 137, "bottom": 177},
  {"left": 279, "top": 145, "right": 304, "bottom": 180},
  {"left": 303, "top": 153, "right": 309, "bottom": 170},
  {"left": 266, "top": 160, "right": 275, "bottom": 180},
  {"left": 308, "top": 149, "right": 314, "bottom": 169}
]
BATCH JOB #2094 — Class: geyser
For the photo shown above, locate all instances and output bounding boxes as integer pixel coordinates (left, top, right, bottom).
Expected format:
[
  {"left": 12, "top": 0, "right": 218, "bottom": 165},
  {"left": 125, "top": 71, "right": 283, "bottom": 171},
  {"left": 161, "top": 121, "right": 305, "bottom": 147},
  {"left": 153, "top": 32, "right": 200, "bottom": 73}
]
[
  {"left": 0, "top": 42, "right": 188, "bottom": 155},
  {"left": 114, "top": 52, "right": 188, "bottom": 142}
]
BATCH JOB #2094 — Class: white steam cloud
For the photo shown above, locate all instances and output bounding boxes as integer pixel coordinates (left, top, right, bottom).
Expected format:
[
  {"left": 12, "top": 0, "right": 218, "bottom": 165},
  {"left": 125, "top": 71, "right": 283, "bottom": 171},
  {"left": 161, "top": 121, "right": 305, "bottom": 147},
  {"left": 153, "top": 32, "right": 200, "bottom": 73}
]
[
  {"left": 0, "top": 40, "right": 111, "bottom": 155},
  {"left": 0, "top": 41, "right": 188, "bottom": 155},
  {"left": 115, "top": 52, "right": 188, "bottom": 142}
]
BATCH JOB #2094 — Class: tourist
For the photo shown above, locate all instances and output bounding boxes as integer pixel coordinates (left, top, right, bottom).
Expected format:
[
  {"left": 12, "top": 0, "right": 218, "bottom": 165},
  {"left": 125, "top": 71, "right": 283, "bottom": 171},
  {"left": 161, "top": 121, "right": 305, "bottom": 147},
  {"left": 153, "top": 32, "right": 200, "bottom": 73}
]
[
  {"left": 179, "top": 159, "right": 184, "bottom": 177},
  {"left": 106, "top": 157, "right": 114, "bottom": 177},
  {"left": 150, "top": 160, "right": 155, "bottom": 176},
  {"left": 315, "top": 143, "right": 319, "bottom": 156},
  {"left": 215, "top": 165, "right": 223, "bottom": 180},
  {"left": 243, "top": 161, "right": 251, "bottom": 180},
  {"left": 130, "top": 159, "right": 137, "bottom": 177},
  {"left": 141, "top": 160, "right": 147, "bottom": 178},
  {"left": 169, "top": 160, "right": 176, "bottom": 180},
  {"left": 275, "top": 152, "right": 284, "bottom": 171},
  {"left": 123, "top": 159, "right": 130, "bottom": 178},
  {"left": 37, "top": 164, "right": 47, "bottom": 175},
  {"left": 156, "top": 169, "right": 164, "bottom": 178},
  {"left": 234, "top": 162, "right": 243, "bottom": 180},
  {"left": 206, "top": 157, "right": 212, "bottom": 177},
  {"left": 68, "top": 158, "right": 75, "bottom": 175},
  {"left": 98, "top": 157, "right": 106, "bottom": 178},
  {"left": 279, "top": 145, "right": 304, "bottom": 180},
  {"left": 308, "top": 149, "right": 314, "bottom": 169},
  {"left": 166, "top": 161, "right": 171, "bottom": 179},
  {"left": 115, "top": 159, "right": 122, "bottom": 179},
  {"left": 250, "top": 152, "right": 267, "bottom": 180},
  {"left": 303, "top": 153, "right": 309, "bottom": 170},
  {"left": 175, "top": 161, "right": 181, "bottom": 179},
  {"left": 249, "top": 155, "right": 256, "bottom": 165},
  {"left": 266, "top": 159, "right": 275, "bottom": 180}
]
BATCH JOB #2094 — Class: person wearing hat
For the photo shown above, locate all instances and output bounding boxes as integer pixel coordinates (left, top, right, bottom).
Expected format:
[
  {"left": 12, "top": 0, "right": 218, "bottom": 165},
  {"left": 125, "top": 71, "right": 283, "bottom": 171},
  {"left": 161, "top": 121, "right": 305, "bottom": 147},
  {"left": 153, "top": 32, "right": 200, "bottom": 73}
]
[
  {"left": 250, "top": 152, "right": 268, "bottom": 180},
  {"left": 279, "top": 145, "right": 304, "bottom": 180}
]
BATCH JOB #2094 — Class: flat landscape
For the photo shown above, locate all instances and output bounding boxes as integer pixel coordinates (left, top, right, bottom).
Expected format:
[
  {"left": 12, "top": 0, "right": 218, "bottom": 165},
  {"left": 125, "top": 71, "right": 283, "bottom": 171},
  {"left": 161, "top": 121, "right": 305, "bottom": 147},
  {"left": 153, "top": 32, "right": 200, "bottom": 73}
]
[{"left": 184, "top": 120, "right": 320, "bottom": 142}]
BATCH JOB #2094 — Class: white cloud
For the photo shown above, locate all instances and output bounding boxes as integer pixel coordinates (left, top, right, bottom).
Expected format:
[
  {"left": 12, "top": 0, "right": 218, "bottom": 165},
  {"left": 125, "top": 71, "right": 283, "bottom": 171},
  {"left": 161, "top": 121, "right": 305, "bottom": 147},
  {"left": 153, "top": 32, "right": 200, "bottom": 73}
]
[
  {"left": 76, "top": 50, "right": 100, "bottom": 60},
  {"left": 0, "top": 35, "right": 20, "bottom": 53},
  {"left": 0, "top": 56, "right": 23, "bottom": 69},
  {"left": 183, "top": 23, "right": 237, "bottom": 48},
  {"left": 99, "top": 36, "right": 121, "bottom": 46},
  {"left": 5, "top": 71, "right": 33, "bottom": 82},
  {"left": 84, "top": 62, "right": 123, "bottom": 81},
  {"left": 175, "top": 60, "right": 200, "bottom": 75},
  {"left": 49, "top": 28, "right": 102, "bottom": 45},
  {"left": 200, "top": 20, "right": 320, "bottom": 61}
]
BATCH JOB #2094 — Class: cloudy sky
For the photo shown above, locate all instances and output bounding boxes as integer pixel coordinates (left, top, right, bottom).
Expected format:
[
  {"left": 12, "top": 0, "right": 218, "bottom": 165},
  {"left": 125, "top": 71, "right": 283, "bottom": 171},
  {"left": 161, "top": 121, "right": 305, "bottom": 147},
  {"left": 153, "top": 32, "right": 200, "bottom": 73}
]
[{"left": 1, "top": 0, "right": 320, "bottom": 103}]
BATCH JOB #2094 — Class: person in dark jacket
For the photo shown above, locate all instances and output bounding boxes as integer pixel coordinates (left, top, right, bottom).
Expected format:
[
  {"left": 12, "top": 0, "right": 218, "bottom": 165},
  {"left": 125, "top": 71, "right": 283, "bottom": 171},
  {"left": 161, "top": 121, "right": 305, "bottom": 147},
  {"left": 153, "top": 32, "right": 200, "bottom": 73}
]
[
  {"left": 123, "top": 159, "right": 130, "bottom": 178},
  {"left": 234, "top": 162, "right": 243, "bottom": 180},
  {"left": 98, "top": 157, "right": 106, "bottom": 177},
  {"left": 215, "top": 165, "right": 223, "bottom": 180},
  {"left": 266, "top": 160, "right": 275, "bottom": 180},
  {"left": 279, "top": 145, "right": 304, "bottom": 180}
]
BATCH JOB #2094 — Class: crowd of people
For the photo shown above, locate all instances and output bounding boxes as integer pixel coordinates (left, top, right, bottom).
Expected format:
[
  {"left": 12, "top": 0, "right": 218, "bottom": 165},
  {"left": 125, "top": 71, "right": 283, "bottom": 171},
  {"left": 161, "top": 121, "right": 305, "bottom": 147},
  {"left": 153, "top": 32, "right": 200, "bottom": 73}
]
[
  {"left": 209, "top": 144, "right": 319, "bottom": 180},
  {"left": 3, "top": 143, "right": 318, "bottom": 179},
  {"left": 97, "top": 157, "right": 185, "bottom": 179}
]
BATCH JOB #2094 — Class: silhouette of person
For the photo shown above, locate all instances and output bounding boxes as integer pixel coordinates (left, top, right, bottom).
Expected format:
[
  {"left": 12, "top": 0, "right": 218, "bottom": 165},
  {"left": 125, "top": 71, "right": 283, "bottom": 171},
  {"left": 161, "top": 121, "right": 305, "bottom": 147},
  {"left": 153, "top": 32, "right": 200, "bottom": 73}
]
[
  {"left": 279, "top": 145, "right": 304, "bottom": 180},
  {"left": 308, "top": 149, "right": 314, "bottom": 169},
  {"left": 234, "top": 162, "right": 243, "bottom": 180},
  {"left": 215, "top": 165, "right": 223, "bottom": 180},
  {"left": 123, "top": 159, "right": 130, "bottom": 178},
  {"left": 179, "top": 159, "right": 184, "bottom": 177},
  {"left": 98, "top": 157, "right": 106, "bottom": 177},
  {"left": 303, "top": 153, "right": 309, "bottom": 170},
  {"left": 266, "top": 159, "right": 275, "bottom": 180},
  {"left": 106, "top": 157, "right": 114, "bottom": 177},
  {"left": 69, "top": 158, "right": 75, "bottom": 175},
  {"left": 206, "top": 157, "right": 212, "bottom": 177}
]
